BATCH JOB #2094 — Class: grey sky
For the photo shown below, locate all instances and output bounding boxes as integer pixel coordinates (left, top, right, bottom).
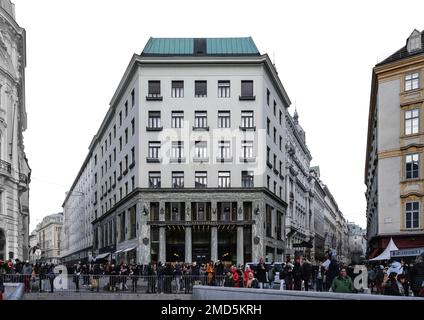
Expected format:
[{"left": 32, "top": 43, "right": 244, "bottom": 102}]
[{"left": 13, "top": 0, "right": 423, "bottom": 231}]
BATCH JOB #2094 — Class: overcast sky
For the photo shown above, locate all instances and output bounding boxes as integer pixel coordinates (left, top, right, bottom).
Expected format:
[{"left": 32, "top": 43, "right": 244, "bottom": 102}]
[{"left": 13, "top": 0, "right": 424, "bottom": 231}]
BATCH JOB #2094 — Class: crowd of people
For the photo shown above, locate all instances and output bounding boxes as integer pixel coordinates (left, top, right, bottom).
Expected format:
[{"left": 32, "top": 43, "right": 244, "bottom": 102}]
[{"left": 1, "top": 251, "right": 423, "bottom": 297}]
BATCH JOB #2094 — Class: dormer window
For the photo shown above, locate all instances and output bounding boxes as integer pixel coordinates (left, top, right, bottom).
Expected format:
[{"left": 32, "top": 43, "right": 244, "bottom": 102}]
[{"left": 407, "top": 30, "right": 422, "bottom": 53}]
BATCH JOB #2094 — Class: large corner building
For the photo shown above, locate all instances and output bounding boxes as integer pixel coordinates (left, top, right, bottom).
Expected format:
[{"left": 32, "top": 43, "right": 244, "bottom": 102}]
[{"left": 62, "top": 37, "right": 349, "bottom": 266}]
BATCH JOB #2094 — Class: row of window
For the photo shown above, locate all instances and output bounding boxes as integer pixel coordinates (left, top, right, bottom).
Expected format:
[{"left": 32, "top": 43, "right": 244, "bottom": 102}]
[
  {"left": 148, "top": 171, "right": 254, "bottom": 189},
  {"left": 147, "top": 80, "right": 255, "bottom": 99},
  {"left": 95, "top": 118, "right": 136, "bottom": 167},
  {"left": 147, "top": 140, "right": 255, "bottom": 162},
  {"left": 147, "top": 110, "right": 255, "bottom": 129}
]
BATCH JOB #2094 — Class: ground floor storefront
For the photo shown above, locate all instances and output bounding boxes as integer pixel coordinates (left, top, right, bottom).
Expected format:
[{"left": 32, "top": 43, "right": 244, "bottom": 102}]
[{"left": 91, "top": 188, "right": 287, "bottom": 265}]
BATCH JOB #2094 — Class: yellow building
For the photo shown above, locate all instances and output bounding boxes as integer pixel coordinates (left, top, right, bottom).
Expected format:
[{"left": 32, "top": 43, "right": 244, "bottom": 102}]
[{"left": 365, "top": 29, "right": 424, "bottom": 258}]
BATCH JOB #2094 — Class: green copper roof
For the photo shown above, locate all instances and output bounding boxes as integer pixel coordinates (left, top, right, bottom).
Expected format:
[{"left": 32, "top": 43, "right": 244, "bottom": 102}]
[{"left": 142, "top": 37, "right": 260, "bottom": 56}]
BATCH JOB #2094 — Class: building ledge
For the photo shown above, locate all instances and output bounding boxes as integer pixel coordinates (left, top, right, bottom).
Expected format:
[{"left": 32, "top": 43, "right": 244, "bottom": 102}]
[
  {"left": 216, "top": 157, "right": 233, "bottom": 163},
  {"left": 193, "top": 126, "right": 209, "bottom": 131},
  {"left": 170, "top": 157, "right": 186, "bottom": 164},
  {"left": 239, "top": 126, "right": 256, "bottom": 131},
  {"left": 239, "top": 96, "right": 256, "bottom": 101},
  {"left": 193, "top": 157, "right": 209, "bottom": 163},
  {"left": 146, "top": 127, "right": 163, "bottom": 132},
  {"left": 146, "top": 157, "right": 162, "bottom": 163},
  {"left": 146, "top": 96, "right": 163, "bottom": 101},
  {"left": 239, "top": 157, "right": 256, "bottom": 163}
]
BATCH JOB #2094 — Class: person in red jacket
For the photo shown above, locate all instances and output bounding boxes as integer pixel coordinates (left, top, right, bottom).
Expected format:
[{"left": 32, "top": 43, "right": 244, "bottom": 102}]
[{"left": 244, "top": 266, "right": 252, "bottom": 287}]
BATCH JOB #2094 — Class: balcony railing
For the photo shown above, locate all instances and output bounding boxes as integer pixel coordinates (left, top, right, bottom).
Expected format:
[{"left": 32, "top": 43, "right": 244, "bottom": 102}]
[{"left": 0, "top": 160, "right": 11, "bottom": 175}]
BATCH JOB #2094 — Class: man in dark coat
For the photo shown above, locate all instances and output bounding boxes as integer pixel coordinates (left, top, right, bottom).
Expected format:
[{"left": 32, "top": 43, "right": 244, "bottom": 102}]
[
  {"left": 410, "top": 253, "right": 424, "bottom": 297},
  {"left": 325, "top": 256, "right": 339, "bottom": 291},
  {"left": 302, "top": 260, "right": 312, "bottom": 291},
  {"left": 256, "top": 257, "right": 267, "bottom": 289},
  {"left": 292, "top": 257, "right": 303, "bottom": 291}
]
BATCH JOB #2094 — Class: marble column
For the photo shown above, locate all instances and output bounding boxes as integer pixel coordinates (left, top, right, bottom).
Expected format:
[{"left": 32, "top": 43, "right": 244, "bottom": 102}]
[
  {"left": 236, "top": 202, "right": 244, "bottom": 266},
  {"left": 211, "top": 201, "right": 218, "bottom": 262},
  {"left": 159, "top": 227, "right": 166, "bottom": 263},
  {"left": 185, "top": 227, "right": 192, "bottom": 263}
]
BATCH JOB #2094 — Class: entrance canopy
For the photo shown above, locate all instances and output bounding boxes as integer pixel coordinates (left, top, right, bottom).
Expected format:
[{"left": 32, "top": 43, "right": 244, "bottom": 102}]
[{"left": 369, "top": 238, "right": 399, "bottom": 261}]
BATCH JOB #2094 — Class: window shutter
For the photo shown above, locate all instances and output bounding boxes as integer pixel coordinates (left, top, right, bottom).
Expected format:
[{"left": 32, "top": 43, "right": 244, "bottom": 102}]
[
  {"left": 149, "top": 81, "right": 160, "bottom": 94},
  {"left": 195, "top": 81, "right": 207, "bottom": 96},
  {"left": 241, "top": 81, "right": 253, "bottom": 97}
]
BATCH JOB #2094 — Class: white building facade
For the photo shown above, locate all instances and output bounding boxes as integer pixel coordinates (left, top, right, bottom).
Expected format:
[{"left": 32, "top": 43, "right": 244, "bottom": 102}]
[
  {"left": 62, "top": 38, "right": 291, "bottom": 266},
  {"left": 0, "top": 0, "right": 30, "bottom": 262}
]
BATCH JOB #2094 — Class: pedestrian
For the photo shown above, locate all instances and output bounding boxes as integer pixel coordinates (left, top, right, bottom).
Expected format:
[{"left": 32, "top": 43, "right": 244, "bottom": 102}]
[
  {"left": 302, "top": 259, "right": 312, "bottom": 291},
  {"left": 283, "top": 258, "right": 293, "bottom": 290},
  {"left": 315, "top": 260, "right": 325, "bottom": 292},
  {"left": 292, "top": 257, "right": 303, "bottom": 291},
  {"left": 48, "top": 264, "right": 55, "bottom": 293},
  {"left": 224, "top": 271, "right": 235, "bottom": 287},
  {"left": 246, "top": 272, "right": 259, "bottom": 288},
  {"left": 0, "top": 272, "right": 4, "bottom": 301},
  {"left": 410, "top": 253, "right": 424, "bottom": 297},
  {"left": 22, "top": 261, "right": 32, "bottom": 293},
  {"left": 383, "top": 272, "right": 403, "bottom": 296},
  {"left": 325, "top": 254, "right": 339, "bottom": 291},
  {"left": 268, "top": 265, "right": 276, "bottom": 289},
  {"left": 73, "top": 263, "right": 81, "bottom": 292},
  {"left": 256, "top": 257, "right": 267, "bottom": 289},
  {"left": 331, "top": 267, "right": 353, "bottom": 293},
  {"left": 206, "top": 261, "right": 214, "bottom": 286},
  {"left": 174, "top": 263, "right": 183, "bottom": 293},
  {"left": 130, "top": 264, "right": 140, "bottom": 293}
]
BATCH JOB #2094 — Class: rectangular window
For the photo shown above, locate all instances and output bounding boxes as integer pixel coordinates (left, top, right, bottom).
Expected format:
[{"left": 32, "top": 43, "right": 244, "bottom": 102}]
[
  {"left": 94, "top": 155, "right": 97, "bottom": 166},
  {"left": 274, "top": 154, "right": 277, "bottom": 169},
  {"left": 148, "top": 141, "right": 161, "bottom": 159},
  {"left": 113, "top": 125, "right": 116, "bottom": 138},
  {"left": 195, "top": 81, "right": 207, "bottom": 97},
  {"left": 267, "top": 147, "right": 270, "bottom": 163},
  {"left": 218, "top": 81, "right": 230, "bottom": 98},
  {"left": 405, "top": 73, "right": 419, "bottom": 91},
  {"left": 218, "top": 171, "right": 231, "bottom": 188},
  {"left": 267, "top": 89, "right": 270, "bottom": 106},
  {"left": 267, "top": 175, "right": 270, "bottom": 189},
  {"left": 119, "top": 137, "right": 122, "bottom": 151},
  {"left": 125, "top": 101, "right": 128, "bottom": 118},
  {"left": 405, "top": 153, "right": 419, "bottom": 179},
  {"left": 279, "top": 110, "right": 283, "bottom": 125},
  {"left": 131, "top": 89, "right": 135, "bottom": 107},
  {"left": 148, "top": 111, "right": 161, "bottom": 129},
  {"left": 172, "top": 171, "right": 184, "bottom": 188},
  {"left": 124, "top": 155, "right": 129, "bottom": 171},
  {"left": 405, "top": 109, "right": 419, "bottom": 135},
  {"left": 242, "top": 140, "right": 254, "bottom": 158},
  {"left": 195, "top": 171, "right": 207, "bottom": 188},
  {"left": 131, "top": 118, "right": 135, "bottom": 135},
  {"left": 279, "top": 136, "right": 282, "bottom": 151},
  {"left": 195, "top": 141, "right": 208, "bottom": 158},
  {"left": 131, "top": 176, "right": 135, "bottom": 190},
  {"left": 218, "top": 111, "right": 231, "bottom": 128},
  {"left": 113, "top": 148, "right": 116, "bottom": 162},
  {"left": 119, "top": 111, "right": 122, "bottom": 126},
  {"left": 241, "top": 171, "right": 254, "bottom": 188},
  {"left": 172, "top": 111, "right": 184, "bottom": 128},
  {"left": 273, "top": 100, "right": 277, "bottom": 116},
  {"left": 405, "top": 202, "right": 420, "bottom": 229},
  {"left": 266, "top": 205, "right": 272, "bottom": 237},
  {"left": 148, "top": 81, "right": 161, "bottom": 97},
  {"left": 131, "top": 147, "right": 135, "bottom": 164},
  {"left": 125, "top": 128, "right": 128, "bottom": 144},
  {"left": 172, "top": 81, "right": 184, "bottom": 98},
  {"left": 241, "top": 80, "right": 254, "bottom": 97},
  {"left": 274, "top": 181, "right": 277, "bottom": 194},
  {"left": 218, "top": 140, "right": 231, "bottom": 159},
  {"left": 267, "top": 118, "right": 270, "bottom": 135},
  {"left": 273, "top": 127, "right": 277, "bottom": 143},
  {"left": 194, "top": 111, "right": 208, "bottom": 128},
  {"left": 171, "top": 141, "right": 184, "bottom": 159},
  {"left": 149, "top": 171, "right": 161, "bottom": 188},
  {"left": 241, "top": 111, "right": 254, "bottom": 128}
]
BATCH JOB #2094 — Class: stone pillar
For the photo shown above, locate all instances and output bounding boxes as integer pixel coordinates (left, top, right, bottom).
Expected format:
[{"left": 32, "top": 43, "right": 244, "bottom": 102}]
[
  {"left": 237, "top": 226, "right": 244, "bottom": 266},
  {"left": 211, "top": 201, "right": 218, "bottom": 262},
  {"left": 252, "top": 200, "right": 264, "bottom": 262},
  {"left": 159, "top": 201, "right": 166, "bottom": 263},
  {"left": 138, "top": 201, "right": 150, "bottom": 265},
  {"left": 236, "top": 202, "right": 244, "bottom": 266},
  {"left": 159, "top": 227, "right": 166, "bottom": 263},
  {"left": 185, "top": 227, "right": 192, "bottom": 263}
]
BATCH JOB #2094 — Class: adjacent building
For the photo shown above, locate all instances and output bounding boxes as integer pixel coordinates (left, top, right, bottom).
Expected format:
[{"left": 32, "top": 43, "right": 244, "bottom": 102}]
[
  {"left": 0, "top": 0, "right": 30, "bottom": 262},
  {"left": 348, "top": 222, "right": 366, "bottom": 264},
  {"left": 30, "top": 213, "right": 63, "bottom": 264},
  {"left": 365, "top": 29, "right": 424, "bottom": 258}
]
